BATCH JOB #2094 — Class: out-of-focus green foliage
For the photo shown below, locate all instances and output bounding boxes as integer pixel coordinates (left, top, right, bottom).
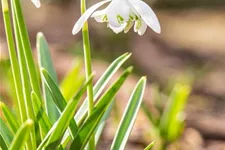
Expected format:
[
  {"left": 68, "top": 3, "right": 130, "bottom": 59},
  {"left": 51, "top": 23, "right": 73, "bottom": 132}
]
[{"left": 142, "top": 82, "right": 191, "bottom": 150}]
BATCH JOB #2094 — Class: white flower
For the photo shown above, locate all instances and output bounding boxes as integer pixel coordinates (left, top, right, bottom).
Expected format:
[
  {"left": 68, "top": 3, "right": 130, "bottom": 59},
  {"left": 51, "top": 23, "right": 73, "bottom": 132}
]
[
  {"left": 31, "top": 0, "right": 41, "bottom": 8},
  {"left": 72, "top": 0, "right": 161, "bottom": 35}
]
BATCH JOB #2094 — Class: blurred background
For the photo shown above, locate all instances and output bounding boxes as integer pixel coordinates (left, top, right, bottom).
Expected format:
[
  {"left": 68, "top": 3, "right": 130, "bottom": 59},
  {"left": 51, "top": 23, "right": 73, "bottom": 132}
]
[{"left": 0, "top": 0, "right": 225, "bottom": 149}]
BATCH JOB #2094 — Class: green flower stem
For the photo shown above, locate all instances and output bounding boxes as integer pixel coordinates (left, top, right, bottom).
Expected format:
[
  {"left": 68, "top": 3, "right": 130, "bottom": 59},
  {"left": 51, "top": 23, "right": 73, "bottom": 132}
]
[
  {"left": 1, "top": 0, "right": 26, "bottom": 123},
  {"left": 80, "top": 0, "right": 95, "bottom": 149}
]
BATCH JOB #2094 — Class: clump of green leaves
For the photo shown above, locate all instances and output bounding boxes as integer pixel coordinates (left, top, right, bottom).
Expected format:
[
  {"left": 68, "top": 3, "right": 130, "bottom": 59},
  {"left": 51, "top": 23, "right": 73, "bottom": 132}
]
[
  {"left": 142, "top": 83, "right": 191, "bottom": 150},
  {"left": 0, "top": 0, "right": 147, "bottom": 149}
]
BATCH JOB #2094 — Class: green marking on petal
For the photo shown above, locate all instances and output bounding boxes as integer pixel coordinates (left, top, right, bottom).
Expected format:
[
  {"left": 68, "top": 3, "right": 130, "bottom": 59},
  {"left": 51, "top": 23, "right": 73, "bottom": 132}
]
[
  {"left": 124, "top": 21, "right": 134, "bottom": 33},
  {"left": 135, "top": 19, "right": 142, "bottom": 30},
  {"left": 117, "top": 15, "right": 124, "bottom": 24},
  {"left": 102, "top": 15, "right": 108, "bottom": 22}
]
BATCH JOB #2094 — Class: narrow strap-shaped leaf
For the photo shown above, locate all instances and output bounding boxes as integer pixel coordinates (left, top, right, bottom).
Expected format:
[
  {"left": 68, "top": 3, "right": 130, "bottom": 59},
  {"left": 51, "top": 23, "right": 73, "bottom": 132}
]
[
  {"left": 37, "top": 75, "right": 93, "bottom": 150},
  {"left": 12, "top": 12, "right": 36, "bottom": 149},
  {"left": 12, "top": 0, "right": 42, "bottom": 99},
  {"left": 60, "top": 60, "right": 84, "bottom": 101},
  {"left": 160, "top": 84, "right": 190, "bottom": 141},
  {"left": 41, "top": 68, "right": 79, "bottom": 139},
  {"left": 62, "top": 53, "right": 131, "bottom": 146},
  {"left": 75, "top": 53, "right": 131, "bottom": 123},
  {"left": 0, "top": 102, "right": 19, "bottom": 134},
  {"left": 9, "top": 119, "right": 34, "bottom": 150},
  {"left": 31, "top": 92, "right": 52, "bottom": 138},
  {"left": 1, "top": 0, "right": 26, "bottom": 123},
  {"left": 70, "top": 67, "right": 133, "bottom": 150},
  {"left": 95, "top": 100, "right": 114, "bottom": 145},
  {"left": 37, "top": 32, "right": 60, "bottom": 123},
  {"left": 41, "top": 68, "right": 67, "bottom": 111},
  {"left": 0, "top": 134, "right": 8, "bottom": 150},
  {"left": 0, "top": 118, "right": 13, "bottom": 148},
  {"left": 45, "top": 79, "right": 91, "bottom": 149},
  {"left": 144, "top": 141, "right": 155, "bottom": 150},
  {"left": 84, "top": 100, "right": 115, "bottom": 149},
  {"left": 111, "top": 77, "right": 146, "bottom": 150}
]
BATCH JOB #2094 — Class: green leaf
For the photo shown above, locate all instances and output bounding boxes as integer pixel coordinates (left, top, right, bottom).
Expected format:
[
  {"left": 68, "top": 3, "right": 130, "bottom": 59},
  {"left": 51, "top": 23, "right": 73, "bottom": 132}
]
[
  {"left": 62, "top": 53, "right": 131, "bottom": 147},
  {"left": 95, "top": 100, "right": 114, "bottom": 145},
  {"left": 31, "top": 92, "right": 52, "bottom": 138},
  {"left": 41, "top": 68, "right": 79, "bottom": 139},
  {"left": 13, "top": 19, "right": 36, "bottom": 149},
  {"left": 37, "top": 32, "right": 60, "bottom": 123},
  {"left": 41, "top": 68, "right": 67, "bottom": 111},
  {"left": 9, "top": 119, "right": 34, "bottom": 150},
  {"left": 144, "top": 141, "right": 155, "bottom": 150},
  {"left": 75, "top": 53, "right": 131, "bottom": 124},
  {"left": 0, "top": 134, "right": 8, "bottom": 150},
  {"left": 0, "top": 118, "right": 13, "bottom": 148},
  {"left": 60, "top": 60, "right": 84, "bottom": 101},
  {"left": 111, "top": 77, "right": 146, "bottom": 150},
  {"left": 12, "top": 0, "right": 42, "bottom": 99},
  {"left": 70, "top": 67, "right": 133, "bottom": 150},
  {"left": 0, "top": 102, "right": 19, "bottom": 134},
  {"left": 37, "top": 75, "right": 93, "bottom": 150},
  {"left": 46, "top": 76, "right": 92, "bottom": 149},
  {"left": 84, "top": 100, "right": 114, "bottom": 149},
  {"left": 1, "top": 0, "right": 26, "bottom": 124},
  {"left": 160, "top": 83, "right": 191, "bottom": 141}
]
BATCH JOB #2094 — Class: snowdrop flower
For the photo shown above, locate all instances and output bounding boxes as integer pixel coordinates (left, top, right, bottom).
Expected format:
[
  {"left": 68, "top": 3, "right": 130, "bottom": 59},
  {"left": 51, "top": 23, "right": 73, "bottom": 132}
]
[
  {"left": 72, "top": 0, "right": 161, "bottom": 35},
  {"left": 31, "top": 0, "right": 41, "bottom": 8}
]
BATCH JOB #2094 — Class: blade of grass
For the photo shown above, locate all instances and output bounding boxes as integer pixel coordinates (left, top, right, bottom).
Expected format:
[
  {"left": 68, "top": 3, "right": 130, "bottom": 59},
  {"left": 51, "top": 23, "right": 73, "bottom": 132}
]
[
  {"left": 0, "top": 118, "right": 13, "bottom": 148},
  {"left": 37, "top": 75, "right": 93, "bottom": 150},
  {"left": 75, "top": 53, "right": 131, "bottom": 123},
  {"left": 37, "top": 32, "right": 60, "bottom": 123},
  {"left": 9, "top": 119, "right": 34, "bottom": 150},
  {"left": 70, "top": 67, "right": 133, "bottom": 149},
  {"left": 0, "top": 102, "right": 19, "bottom": 134},
  {"left": 111, "top": 77, "right": 146, "bottom": 150},
  {"left": 1, "top": 0, "right": 26, "bottom": 123}
]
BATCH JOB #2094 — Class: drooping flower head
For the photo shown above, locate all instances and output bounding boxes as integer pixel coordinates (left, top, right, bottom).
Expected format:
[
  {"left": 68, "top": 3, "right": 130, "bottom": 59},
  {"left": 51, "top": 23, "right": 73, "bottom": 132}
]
[
  {"left": 72, "top": 0, "right": 161, "bottom": 35},
  {"left": 32, "top": 0, "right": 41, "bottom": 8}
]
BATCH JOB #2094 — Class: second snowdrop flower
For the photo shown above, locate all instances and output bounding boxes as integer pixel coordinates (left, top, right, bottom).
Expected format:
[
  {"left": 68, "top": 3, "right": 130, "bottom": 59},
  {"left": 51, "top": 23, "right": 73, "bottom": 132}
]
[{"left": 72, "top": 0, "right": 161, "bottom": 35}]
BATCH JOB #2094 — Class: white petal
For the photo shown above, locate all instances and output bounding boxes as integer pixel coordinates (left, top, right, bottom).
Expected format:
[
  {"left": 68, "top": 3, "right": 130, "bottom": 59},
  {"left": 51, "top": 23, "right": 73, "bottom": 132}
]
[
  {"left": 72, "top": 0, "right": 111, "bottom": 35},
  {"left": 106, "top": 0, "right": 131, "bottom": 27},
  {"left": 128, "top": 0, "right": 161, "bottom": 33},
  {"left": 138, "top": 20, "right": 147, "bottom": 35},
  {"left": 108, "top": 23, "right": 127, "bottom": 34},
  {"left": 32, "top": 0, "right": 41, "bottom": 8},
  {"left": 91, "top": 9, "right": 107, "bottom": 23}
]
